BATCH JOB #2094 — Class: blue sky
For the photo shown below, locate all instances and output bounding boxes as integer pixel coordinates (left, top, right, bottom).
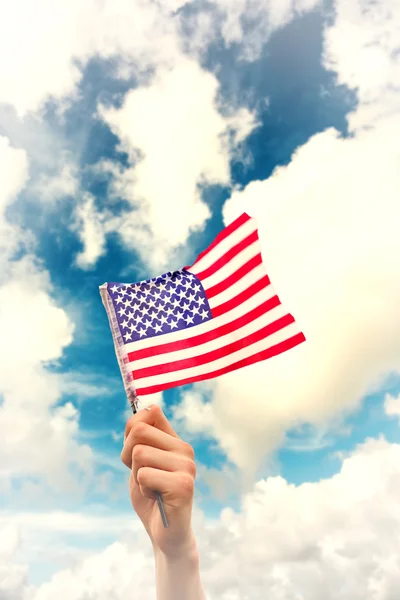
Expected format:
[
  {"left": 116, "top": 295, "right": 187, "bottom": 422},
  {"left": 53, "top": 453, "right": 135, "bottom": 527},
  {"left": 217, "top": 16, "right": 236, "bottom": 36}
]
[{"left": 1, "top": 1, "right": 400, "bottom": 598}]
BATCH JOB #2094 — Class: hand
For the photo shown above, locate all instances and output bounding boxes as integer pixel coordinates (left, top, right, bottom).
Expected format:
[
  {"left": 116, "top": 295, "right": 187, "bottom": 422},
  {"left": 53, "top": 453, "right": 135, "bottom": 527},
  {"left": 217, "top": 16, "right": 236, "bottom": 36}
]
[{"left": 121, "top": 404, "right": 198, "bottom": 559}]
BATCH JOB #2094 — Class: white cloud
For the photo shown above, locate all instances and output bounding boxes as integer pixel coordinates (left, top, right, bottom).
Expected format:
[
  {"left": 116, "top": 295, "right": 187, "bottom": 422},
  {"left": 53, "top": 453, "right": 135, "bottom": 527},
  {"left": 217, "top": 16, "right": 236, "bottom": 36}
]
[
  {"left": 384, "top": 394, "right": 400, "bottom": 420},
  {"left": 33, "top": 161, "right": 79, "bottom": 202},
  {"left": 99, "top": 56, "right": 259, "bottom": 270},
  {"left": 0, "top": 0, "right": 184, "bottom": 118},
  {"left": 3, "top": 437, "right": 400, "bottom": 599},
  {"left": 199, "top": 0, "right": 321, "bottom": 61},
  {"left": 0, "top": 139, "right": 94, "bottom": 495},
  {"left": 73, "top": 194, "right": 108, "bottom": 270},
  {"left": 324, "top": 0, "right": 400, "bottom": 131},
  {"left": 168, "top": 0, "right": 400, "bottom": 474}
]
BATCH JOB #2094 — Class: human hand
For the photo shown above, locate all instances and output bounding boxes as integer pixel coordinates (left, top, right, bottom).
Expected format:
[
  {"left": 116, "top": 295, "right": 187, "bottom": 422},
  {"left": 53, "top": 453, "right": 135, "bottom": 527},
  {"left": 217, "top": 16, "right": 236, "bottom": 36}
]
[{"left": 121, "top": 404, "right": 198, "bottom": 559}]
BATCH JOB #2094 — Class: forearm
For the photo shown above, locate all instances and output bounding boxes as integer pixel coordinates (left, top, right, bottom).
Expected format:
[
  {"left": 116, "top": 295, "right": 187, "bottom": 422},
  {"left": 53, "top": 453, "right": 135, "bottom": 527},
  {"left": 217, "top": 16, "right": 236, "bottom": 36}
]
[{"left": 153, "top": 543, "right": 206, "bottom": 600}]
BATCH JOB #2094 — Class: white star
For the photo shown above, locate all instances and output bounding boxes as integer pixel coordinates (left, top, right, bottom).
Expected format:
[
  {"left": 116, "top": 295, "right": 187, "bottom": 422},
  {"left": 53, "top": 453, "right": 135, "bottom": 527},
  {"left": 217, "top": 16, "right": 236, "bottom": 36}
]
[
  {"left": 139, "top": 329, "right": 146, "bottom": 338},
  {"left": 159, "top": 315, "right": 168, "bottom": 324},
  {"left": 110, "top": 285, "right": 119, "bottom": 294},
  {"left": 165, "top": 306, "right": 174, "bottom": 316},
  {"left": 128, "top": 323, "right": 135, "bottom": 332},
  {"left": 154, "top": 323, "right": 162, "bottom": 334},
  {"left": 169, "top": 320, "right": 178, "bottom": 330},
  {"left": 192, "top": 305, "right": 200, "bottom": 315},
  {"left": 120, "top": 319, "right": 129, "bottom": 329},
  {"left": 115, "top": 295, "right": 124, "bottom": 305},
  {"left": 193, "top": 284, "right": 201, "bottom": 293},
  {"left": 199, "top": 309, "right": 208, "bottom": 320},
  {"left": 184, "top": 315, "right": 194, "bottom": 325},
  {"left": 123, "top": 298, "right": 131, "bottom": 308},
  {"left": 124, "top": 332, "right": 132, "bottom": 341},
  {"left": 118, "top": 307, "right": 127, "bottom": 317},
  {"left": 197, "top": 297, "right": 205, "bottom": 306}
]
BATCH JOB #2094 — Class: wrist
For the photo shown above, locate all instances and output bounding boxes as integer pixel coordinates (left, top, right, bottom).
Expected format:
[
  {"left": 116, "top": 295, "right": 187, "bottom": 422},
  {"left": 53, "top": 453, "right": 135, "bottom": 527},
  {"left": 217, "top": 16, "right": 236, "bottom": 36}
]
[{"left": 153, "top": 532, "right": 199, "bottom": 563}]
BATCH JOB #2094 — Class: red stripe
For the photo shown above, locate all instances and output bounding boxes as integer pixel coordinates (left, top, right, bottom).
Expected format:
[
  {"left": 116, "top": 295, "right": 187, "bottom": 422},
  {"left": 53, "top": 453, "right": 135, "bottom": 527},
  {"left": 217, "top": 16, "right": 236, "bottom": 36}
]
[
  {"left": 212, "top": 274, "right": 271, "bottom": 318},
  {"left": 128, "top": 294, "right": 281, "bottom": 362},
  {"left": 185, "top": 213, "right": 251, "bottom": 271},
  {"left": 133, "top": 313, "right": 295, "bottom": 380},
  {"left": 195, "top": 230, "right": 259, "bottom": 281},
  {"left": 205, "top": 253, "right": 262, "bottom": 299},
  {"left": 136, "top": 333, "right": 306, "bottom": 395}
]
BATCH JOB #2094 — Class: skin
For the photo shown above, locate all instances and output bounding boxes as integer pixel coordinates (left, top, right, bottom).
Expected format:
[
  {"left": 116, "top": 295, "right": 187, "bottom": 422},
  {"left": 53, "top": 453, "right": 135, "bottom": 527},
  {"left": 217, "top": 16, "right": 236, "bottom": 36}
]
[{"left": 121, "top": 404, "right": 206, "bottom": 600}]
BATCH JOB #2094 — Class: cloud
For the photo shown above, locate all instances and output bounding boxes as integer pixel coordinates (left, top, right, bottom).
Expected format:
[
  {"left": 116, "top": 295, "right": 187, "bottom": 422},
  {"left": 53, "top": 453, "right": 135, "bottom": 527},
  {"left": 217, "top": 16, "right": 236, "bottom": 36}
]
[
  {"left": 171, "top": 0, "right": 400, "bottom": 474},
  {"left": 324, "top": 0, "right": 400, "bottom": 131},
  {"left": 0, "top": 139, "right": 93, "bottom": 496},
  {"left": 0, "top": 0, "right": 184, "bottom": 118},
  {"left": 99, "top": 56, "right": 259, "bottom": 270},
  {"left": 187, "top": 0, "right": 321, "bottom": 61},
  {"left": 3, "top": 437, "right": 400, "bottom": 599},
  {"left": 384, "top": 394, "right": 400, "bottom": 421},
  {"left": 73, "top": 194, "right": 108, "bottom": 270}
]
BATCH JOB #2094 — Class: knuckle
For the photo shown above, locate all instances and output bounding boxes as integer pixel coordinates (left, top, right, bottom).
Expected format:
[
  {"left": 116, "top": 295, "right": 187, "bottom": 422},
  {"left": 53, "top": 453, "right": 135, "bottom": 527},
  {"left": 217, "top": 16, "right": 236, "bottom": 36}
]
[
  {"left": 185, "top": 458, "right": 197, "bottom": 478},
  {"left": 151, "top": 404, "right": 163, "bottom": 417},
  {"left": 132, "top": 444, "right": 145, "bottom": 462},
  {"left": 179, "top": 473, "right": 195, "bottom": 496},
  {"left": 131, "top": 422, "right": 147, "bottom": 438}
]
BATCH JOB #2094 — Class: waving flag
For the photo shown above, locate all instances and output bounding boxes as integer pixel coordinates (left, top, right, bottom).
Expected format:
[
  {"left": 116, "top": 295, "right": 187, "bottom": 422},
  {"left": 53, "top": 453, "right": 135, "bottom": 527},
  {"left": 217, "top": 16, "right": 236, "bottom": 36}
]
[{"left": 100, "top": 213, "right": 305, "bottom": 403}]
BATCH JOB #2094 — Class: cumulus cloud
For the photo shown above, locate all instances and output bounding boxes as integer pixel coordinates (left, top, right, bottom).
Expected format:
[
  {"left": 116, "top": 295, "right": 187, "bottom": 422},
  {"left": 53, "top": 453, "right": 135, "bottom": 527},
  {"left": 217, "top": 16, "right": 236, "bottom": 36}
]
[
  {"left": 0, "top": 0, "right": 184, "bottom": 117},
  {"left": 186, "top": 0, "right": 321, "bottom": 61},
  {"left": 172, "top": 0, "right": 400, "bottom": 474},
  {"left": 99, "top": 56, "right": 259, "bottom": 270},
  {"left": 384, "top": 394, "right": 400, "bottom": 421},
  {"left": 3, "top": 438, "right": 400, "bottom": 599},
  {"left": 73, "top": 194, "right": 108, "bottom": 270},
  {"left": 0, "top": 139, "right": 93, "bottom": 496}
]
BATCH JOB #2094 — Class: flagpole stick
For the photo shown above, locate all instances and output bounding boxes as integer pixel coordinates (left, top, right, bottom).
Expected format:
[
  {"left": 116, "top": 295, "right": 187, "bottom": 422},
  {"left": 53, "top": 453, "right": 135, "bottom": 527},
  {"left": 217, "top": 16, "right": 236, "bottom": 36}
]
[{"left": 131, "top": 398, "right": 169, "bottom": 529}]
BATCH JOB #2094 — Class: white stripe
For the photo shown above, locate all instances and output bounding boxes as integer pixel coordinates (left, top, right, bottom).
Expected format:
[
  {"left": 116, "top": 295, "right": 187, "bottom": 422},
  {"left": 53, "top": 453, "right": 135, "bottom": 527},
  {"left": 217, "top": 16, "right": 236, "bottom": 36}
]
[
  {"left": 189, "top": 217, "right": 256, "bottom": 276},
  {"left": 123, "top": 281, "right": 276, "bottom": 356},
  {"left": 208, "top": 263, "right": 266, "bottom": 309},
  {"left": 131, "top": 303, "right": 289, "bottom": 371},
  {"left": 198, "top": 239, "right": 261, "bottom": 291},
  {"left": 134, "top": 321, "right": 301, "bottom": 389}
]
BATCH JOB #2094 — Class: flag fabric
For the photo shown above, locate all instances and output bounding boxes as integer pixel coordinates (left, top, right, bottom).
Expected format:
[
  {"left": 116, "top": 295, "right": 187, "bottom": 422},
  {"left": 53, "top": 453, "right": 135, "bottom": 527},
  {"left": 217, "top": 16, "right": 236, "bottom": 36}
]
[{"left": 100, "top": 212, "right": 305, "bottom": 401}]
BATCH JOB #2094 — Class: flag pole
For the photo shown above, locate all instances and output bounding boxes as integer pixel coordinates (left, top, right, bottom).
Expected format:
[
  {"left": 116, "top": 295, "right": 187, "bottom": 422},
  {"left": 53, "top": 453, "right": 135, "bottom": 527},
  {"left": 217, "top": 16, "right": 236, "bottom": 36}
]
[{"left": 130, "top": 396, "right": 169, "bottom": 528}]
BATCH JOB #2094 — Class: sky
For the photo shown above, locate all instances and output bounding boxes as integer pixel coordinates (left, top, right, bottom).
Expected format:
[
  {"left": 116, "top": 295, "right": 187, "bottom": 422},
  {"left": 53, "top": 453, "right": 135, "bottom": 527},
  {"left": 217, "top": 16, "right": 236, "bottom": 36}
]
[{"left": 1, "top": 0, "right": 400, "bottom": 598}]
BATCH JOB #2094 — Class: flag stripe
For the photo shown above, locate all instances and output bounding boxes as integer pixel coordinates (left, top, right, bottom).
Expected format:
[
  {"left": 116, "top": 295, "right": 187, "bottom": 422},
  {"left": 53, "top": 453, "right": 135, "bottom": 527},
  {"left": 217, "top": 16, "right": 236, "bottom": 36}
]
[
  {"left": 208, "top": 264, "right": 269, "bottom": 310},
  {"left": 198, "top": 239, "right": 260, "bottom": 291},
  {"left": 133, "top": 320, "right": 300, "bottom": 389},
  {"left": 187, "top": 213, "right": 251, "bottom": 272},
  {"left": 211, "top": 273, "right": 271, "bottom": 317},
  {"left": 194, "top": 229, "right": 259, "bottom": 282},
  {"left": 128, "top": 295, "right": 282, "bottom": 366},
  {"left": 133, "top": 305, "right": 289, "bottom": 373},
  {"left": 135, "top": 333, "right": 306, "bottom": 396},
  {"left": 124, "top": 282, "right": 278, "bottom": 356},
  {"left": 205, "top": 253, "right": 262, "bottom": 300}
]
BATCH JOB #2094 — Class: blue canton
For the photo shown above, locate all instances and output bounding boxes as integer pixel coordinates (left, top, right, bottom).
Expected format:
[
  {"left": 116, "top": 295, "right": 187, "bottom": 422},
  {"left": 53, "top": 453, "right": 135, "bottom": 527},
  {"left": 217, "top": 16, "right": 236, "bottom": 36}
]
[{"left": 107, "top": 269, "right": 212, "bottom": 344}]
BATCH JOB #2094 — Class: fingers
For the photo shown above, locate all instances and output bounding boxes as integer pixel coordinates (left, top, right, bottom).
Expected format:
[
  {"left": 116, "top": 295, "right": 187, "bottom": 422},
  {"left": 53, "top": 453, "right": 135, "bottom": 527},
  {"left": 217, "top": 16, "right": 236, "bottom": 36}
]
[
  {"left": 121, "top": 405, "right": 194, "bottom": 470},
  {"left": 124, "top": 404, "right": 178, "bottom": 441},
  {"left": 130, "top": 444, "right": 196, "bottom": 486},
  {"left": 135, "top": 468, "right": 195, "bottom": 507}
]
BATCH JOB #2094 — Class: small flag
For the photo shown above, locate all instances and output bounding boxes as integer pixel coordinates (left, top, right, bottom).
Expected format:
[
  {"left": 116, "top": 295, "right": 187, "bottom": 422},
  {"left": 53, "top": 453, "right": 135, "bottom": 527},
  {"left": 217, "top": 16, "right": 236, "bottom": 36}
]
[{"left": 100, "top": 213, "right": 305, "bottom": 400}]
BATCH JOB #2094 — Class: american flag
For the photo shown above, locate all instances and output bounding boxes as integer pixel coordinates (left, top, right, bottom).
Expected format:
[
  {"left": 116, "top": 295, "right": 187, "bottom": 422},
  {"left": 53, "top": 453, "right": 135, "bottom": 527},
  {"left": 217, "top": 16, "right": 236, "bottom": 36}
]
[{"left": 100, "top": 213, "right": 305, "bottom": 400}]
